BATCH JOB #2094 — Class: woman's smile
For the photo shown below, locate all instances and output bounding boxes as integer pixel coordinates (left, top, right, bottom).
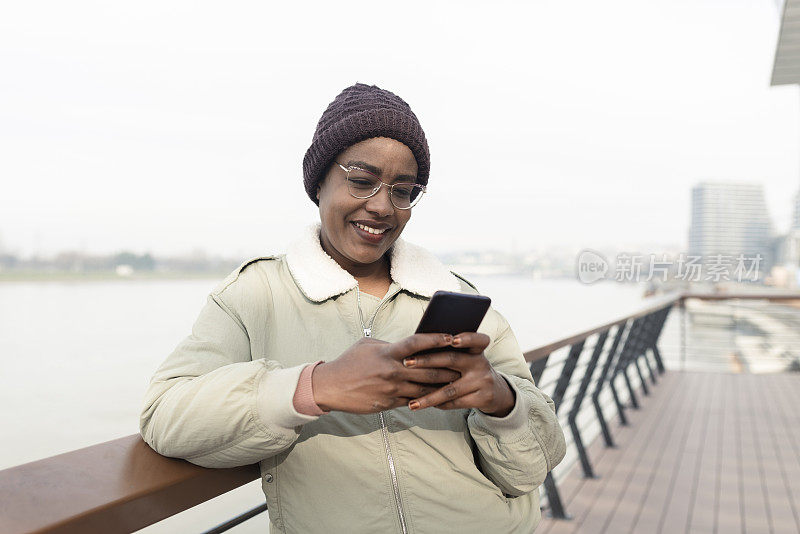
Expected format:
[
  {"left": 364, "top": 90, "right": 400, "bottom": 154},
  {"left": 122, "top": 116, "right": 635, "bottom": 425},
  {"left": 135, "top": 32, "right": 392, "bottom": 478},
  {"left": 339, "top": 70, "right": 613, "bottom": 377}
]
[{"left": 350, "top": 220, "right": 393, "bottom": 244}]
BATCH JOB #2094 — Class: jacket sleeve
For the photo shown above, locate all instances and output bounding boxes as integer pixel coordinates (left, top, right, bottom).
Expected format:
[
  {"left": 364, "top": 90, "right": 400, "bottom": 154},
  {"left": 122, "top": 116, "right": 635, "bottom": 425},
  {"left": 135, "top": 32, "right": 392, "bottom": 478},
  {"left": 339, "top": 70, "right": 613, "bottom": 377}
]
[
  {"left": 139, "top": 279, "right": 320, "bottom": 468},
  {"left": 467, "top": 310, "right": 567, "bottom": 497}
]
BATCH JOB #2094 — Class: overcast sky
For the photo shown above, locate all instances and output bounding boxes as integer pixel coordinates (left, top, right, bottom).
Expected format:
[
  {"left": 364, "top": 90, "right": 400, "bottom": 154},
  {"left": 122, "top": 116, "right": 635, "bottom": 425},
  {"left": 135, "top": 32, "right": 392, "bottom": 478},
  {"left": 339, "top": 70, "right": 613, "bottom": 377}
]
[{"left": 0, "top": 0, "right": 797, "bottom": 259}]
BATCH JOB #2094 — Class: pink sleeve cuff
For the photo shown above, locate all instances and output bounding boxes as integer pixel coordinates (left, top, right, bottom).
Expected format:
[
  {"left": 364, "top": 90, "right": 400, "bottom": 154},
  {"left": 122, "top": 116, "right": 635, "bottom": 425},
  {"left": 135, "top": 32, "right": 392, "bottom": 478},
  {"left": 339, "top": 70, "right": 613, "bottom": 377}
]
[{"left": 292, "top": 360, "right": 328, "bottom": 416}]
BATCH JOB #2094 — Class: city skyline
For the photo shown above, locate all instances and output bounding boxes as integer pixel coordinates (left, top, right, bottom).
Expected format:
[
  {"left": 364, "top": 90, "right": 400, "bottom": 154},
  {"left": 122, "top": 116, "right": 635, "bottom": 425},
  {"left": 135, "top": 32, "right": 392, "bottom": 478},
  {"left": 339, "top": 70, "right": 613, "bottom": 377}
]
[{"left": 1, "top": 178, "right": 794, "bottom": 260}]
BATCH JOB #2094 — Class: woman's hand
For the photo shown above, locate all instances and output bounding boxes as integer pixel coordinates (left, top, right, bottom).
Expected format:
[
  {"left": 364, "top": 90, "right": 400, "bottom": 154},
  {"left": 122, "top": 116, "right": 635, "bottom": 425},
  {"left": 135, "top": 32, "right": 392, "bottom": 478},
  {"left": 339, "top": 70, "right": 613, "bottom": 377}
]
[
  {"left": 311, "top": 333, "right": 463, "bottom": 414},
  {"left": 403, "top": 332, "right": 516, "bottom": 417}
]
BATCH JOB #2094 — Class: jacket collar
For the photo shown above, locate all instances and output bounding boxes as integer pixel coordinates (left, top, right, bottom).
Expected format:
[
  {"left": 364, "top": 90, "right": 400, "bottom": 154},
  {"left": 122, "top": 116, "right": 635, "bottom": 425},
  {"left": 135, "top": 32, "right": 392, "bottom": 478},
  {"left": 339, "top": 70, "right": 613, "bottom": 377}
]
[{"left": 285, "top": 223, "right": 460, "bottom": 302}]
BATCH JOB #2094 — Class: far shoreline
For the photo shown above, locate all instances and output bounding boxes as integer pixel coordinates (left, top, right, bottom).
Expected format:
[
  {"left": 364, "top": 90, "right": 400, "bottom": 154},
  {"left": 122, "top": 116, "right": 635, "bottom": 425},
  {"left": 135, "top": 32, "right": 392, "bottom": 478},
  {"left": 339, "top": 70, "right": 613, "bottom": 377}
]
[{"left": 0, "top": 271, "right": 229, "bottom": 283}]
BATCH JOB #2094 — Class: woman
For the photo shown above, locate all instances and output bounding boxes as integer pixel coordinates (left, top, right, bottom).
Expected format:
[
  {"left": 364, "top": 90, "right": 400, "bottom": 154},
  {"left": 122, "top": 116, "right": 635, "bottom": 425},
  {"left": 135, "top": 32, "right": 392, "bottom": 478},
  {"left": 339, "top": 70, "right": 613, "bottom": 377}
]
[{"left": 140, "top": 83, "right": 566, "bottom": 534}]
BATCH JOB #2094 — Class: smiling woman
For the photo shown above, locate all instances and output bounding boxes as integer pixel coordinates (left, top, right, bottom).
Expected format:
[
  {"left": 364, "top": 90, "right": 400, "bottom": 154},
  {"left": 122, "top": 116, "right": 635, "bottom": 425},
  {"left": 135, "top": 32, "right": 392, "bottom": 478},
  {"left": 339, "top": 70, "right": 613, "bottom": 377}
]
[
  {"left": 139, "top": 82, "right": 566, "bottom": 534},
  {"left": 316, "top": 137, "right": 418, "bottom": 297}
]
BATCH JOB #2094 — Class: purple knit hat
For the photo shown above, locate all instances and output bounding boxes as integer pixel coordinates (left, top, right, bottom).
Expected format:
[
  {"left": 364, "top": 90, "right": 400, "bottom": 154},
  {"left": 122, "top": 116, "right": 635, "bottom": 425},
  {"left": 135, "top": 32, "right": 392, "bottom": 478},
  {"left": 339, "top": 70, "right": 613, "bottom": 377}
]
[{"left": 303, "top": 83, "right": 430, "bottom": 205}]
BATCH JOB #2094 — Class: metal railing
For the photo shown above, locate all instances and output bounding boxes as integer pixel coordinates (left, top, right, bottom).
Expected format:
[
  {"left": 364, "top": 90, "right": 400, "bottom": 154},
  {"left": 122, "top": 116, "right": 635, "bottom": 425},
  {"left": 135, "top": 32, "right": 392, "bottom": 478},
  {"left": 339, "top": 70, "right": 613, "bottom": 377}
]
[
  {"left": 2, "top": 290, "right": 799, "bottom": 533},
  {"left": 524, "top": 293, "right": 677, "bottom": 519}
]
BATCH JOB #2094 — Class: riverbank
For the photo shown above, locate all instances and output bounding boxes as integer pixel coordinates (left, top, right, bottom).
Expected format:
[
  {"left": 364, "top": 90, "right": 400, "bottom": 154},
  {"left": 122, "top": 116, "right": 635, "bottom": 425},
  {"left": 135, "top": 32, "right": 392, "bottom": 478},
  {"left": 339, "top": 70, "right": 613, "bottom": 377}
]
[{"left": 0, "top": 271, "right": 227, "bottom": 282}]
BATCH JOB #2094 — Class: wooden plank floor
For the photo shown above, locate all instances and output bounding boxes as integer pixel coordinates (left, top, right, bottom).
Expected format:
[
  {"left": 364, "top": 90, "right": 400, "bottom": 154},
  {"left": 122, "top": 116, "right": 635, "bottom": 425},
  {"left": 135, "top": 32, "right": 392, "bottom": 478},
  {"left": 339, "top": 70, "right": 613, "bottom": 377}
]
[{"left": 537, "top": 371, "right": 800, "bottom": 534}]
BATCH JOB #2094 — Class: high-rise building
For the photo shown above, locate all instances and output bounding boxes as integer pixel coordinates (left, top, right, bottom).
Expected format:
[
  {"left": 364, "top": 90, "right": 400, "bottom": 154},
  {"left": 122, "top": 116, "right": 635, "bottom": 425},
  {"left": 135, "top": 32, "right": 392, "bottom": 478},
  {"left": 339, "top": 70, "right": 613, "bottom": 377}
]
[
  {"left": 769, "top": 0, "right": 799, "bottom": 285},
  {"left": 688, "top": 181, "right": 774, "bottom": 278},
  {"left": 793, "top": 190, "right": 800, "bottom": 229}
]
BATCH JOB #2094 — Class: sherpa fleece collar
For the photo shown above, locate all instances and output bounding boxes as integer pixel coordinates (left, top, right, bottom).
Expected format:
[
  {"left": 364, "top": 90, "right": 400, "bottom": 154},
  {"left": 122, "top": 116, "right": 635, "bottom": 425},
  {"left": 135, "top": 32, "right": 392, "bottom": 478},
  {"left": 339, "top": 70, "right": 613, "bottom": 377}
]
[{"left": 285, "top": 223, "right": 460, "bottom": 302}]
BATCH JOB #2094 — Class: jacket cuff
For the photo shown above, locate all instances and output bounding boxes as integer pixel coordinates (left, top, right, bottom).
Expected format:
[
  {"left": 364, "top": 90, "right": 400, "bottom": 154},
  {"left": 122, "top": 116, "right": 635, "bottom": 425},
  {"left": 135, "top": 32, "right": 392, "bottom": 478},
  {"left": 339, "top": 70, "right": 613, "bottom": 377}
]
[
  {"left": 256, "top": 363, "right": 324, "bottom": 431},
  {"left": 469, "top": 373, "right": 529, "bottom": 440},
  {"left": 292, "top": 361, "right": 328, "bottom": 416}
]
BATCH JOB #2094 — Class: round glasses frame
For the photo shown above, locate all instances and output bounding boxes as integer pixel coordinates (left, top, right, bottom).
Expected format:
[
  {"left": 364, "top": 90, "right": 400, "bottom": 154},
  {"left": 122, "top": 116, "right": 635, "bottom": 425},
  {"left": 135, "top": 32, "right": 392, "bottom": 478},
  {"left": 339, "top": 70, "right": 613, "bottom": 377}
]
[{"left": 335, "top": 162, "right": 426, "bottom": 210}]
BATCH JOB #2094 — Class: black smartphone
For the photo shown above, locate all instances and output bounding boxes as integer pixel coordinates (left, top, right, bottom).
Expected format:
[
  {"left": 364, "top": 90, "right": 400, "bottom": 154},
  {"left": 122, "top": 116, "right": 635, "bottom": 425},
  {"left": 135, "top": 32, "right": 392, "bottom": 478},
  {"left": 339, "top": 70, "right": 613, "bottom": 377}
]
[{"left": 415, "top": 290, "right": 491, "bottom": 336}]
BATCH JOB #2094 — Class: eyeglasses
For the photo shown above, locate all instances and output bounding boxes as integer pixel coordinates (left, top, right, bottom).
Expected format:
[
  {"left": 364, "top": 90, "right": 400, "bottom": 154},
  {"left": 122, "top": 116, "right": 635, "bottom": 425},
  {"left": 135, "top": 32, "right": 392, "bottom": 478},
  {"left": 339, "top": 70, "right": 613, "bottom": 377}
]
[{"left": 335, "top": 162, "right": 426, "bottom": 210}]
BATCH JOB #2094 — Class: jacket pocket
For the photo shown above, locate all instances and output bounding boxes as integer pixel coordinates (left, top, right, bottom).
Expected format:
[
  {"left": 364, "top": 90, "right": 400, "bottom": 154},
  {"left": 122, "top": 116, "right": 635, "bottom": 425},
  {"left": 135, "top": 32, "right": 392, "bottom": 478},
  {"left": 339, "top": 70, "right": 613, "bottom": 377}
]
[
  {"left": 473, "top": 458, "right": 511, "bottom": 505},
  {"left": 468, "top": 433, "right": 511, "bottom": 505}
]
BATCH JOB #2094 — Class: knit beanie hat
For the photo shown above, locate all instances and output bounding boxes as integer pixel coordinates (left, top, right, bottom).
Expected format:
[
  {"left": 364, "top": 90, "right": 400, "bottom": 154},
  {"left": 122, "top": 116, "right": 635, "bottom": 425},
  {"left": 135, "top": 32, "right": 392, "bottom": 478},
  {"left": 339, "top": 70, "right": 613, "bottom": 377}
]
[{"left": 303, "top": 83, "right": 430, "bottom": 205}]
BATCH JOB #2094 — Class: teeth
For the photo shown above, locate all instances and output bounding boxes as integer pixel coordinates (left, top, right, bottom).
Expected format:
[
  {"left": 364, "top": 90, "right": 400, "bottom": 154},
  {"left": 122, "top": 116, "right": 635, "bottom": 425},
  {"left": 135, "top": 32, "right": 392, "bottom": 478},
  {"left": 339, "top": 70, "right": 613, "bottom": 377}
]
[{"left": 354, "top": 222, "right": 388, "bottom": 235}]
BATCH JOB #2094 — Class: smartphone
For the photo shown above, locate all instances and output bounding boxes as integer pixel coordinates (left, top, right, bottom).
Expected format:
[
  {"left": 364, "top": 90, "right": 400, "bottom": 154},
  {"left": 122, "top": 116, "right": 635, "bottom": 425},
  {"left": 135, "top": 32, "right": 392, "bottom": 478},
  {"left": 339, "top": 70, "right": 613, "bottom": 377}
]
[{"left": 415, "top": 290, "right": 491, "bottom": 336}]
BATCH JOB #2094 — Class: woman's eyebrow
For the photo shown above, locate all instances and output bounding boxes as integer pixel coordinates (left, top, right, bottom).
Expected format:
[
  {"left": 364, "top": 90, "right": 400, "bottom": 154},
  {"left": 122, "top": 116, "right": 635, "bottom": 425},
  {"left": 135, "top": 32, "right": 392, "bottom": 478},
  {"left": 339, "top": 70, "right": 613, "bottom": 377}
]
[
  {"left": 344, "top": 160, "right": 418, "bottom": 182},
  {"left": 344, "top": 160, "right": 381, "bottom": 175}
]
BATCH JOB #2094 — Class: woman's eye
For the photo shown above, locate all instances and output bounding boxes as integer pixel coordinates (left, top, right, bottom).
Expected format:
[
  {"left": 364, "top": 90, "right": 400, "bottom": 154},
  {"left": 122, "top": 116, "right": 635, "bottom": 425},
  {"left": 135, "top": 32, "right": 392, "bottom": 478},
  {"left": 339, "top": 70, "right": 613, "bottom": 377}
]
[{"left": 348, "top": 178, "right": 375, "bottom": 187}]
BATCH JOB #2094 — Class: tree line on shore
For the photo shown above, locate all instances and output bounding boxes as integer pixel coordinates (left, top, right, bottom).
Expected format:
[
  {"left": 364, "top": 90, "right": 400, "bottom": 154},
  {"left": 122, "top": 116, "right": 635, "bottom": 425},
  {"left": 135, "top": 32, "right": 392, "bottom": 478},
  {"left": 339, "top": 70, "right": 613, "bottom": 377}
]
[{"left": 0, "top": 250, "right": 240, "bottom": 274}]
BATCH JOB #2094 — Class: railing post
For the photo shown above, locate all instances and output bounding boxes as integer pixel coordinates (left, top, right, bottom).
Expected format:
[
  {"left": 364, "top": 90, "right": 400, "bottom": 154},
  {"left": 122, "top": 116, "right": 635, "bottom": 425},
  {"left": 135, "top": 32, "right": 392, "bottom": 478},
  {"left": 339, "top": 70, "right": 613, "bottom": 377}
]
[
  {"left": 542, "top": 341, "right": 585, "bottom": 520},
  {"left": 542, "top": 472, "right": 569, "bottom": 520},
  {"left": 648, "top": 306, "right": 670, "bottom": 374},
  {"left": 608, "top": 321, "right": 634, "bottom": 424},
  {"left": 639, "top": 313, "right": 658, "bottom": 385},
  {"left": 592, "top": 322, "right": 627, "bottom": 446},
  {"left": 615, "top": 318, "right": 641, "bottom": 411},
  {"left": 641, "top": 342, "right": 657, "bottom": 385},
  {"left": 530, "top": 353, "right": 550, "bottom": 386},
  {"left": 551, "top": 341, "right": 585, "bottom": 410},
  {"left": 568, "top": 330, "right": 609, "bottom": 478},
  {"left": 680, "top": 298, "right": 687, "bottom": 371},
  {"left": 630, "top": 318, "right": 651, "bottom": 396}
]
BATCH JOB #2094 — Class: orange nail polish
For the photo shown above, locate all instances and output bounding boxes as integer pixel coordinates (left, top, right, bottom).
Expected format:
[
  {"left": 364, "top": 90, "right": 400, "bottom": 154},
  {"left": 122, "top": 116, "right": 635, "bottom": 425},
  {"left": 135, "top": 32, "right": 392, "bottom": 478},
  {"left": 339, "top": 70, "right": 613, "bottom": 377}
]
[
  {"left": 404, "top": 357, "right": 416, "bottom": 367},
  {"left": 408, "top": 400, "right": 420, "bottom": 410},
  {"left": 452, "top": 336, "right": 462, "bottom": 347}
]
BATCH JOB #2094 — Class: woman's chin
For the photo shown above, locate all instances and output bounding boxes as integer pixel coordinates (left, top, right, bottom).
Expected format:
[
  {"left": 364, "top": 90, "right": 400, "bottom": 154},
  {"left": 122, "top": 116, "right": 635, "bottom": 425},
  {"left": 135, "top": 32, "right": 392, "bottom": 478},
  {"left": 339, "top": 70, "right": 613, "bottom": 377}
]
[
  {"left": 348, "top": 250, "right": 385, "bottom": 266},
  {"left": 341, "top": 240, "right": 390, "bottom": 265}
]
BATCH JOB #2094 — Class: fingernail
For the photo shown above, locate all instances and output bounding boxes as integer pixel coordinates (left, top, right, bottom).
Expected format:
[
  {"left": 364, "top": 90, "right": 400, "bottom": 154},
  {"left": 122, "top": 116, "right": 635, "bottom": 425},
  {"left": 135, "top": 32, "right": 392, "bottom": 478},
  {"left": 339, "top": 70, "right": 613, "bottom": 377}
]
[
  {"left": 408, "top": 400, "right": 420, "bottom": 410},
  {"left": 452, "top": 336, "right": 462, "bottom": 347},
  {"left": 443, "top": 334, "right": 453, "bottom": 344},
  {"left": 403, "top": 357, "right": 416, "bottom": 368}
]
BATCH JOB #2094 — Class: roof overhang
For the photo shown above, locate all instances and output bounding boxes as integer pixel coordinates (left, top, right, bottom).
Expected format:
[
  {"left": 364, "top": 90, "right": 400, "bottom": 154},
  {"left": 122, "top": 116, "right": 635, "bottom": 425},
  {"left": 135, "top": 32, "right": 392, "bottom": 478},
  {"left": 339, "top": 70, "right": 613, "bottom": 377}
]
[{"left": 772, "top": 0, "right": 800, "bottom": 86}]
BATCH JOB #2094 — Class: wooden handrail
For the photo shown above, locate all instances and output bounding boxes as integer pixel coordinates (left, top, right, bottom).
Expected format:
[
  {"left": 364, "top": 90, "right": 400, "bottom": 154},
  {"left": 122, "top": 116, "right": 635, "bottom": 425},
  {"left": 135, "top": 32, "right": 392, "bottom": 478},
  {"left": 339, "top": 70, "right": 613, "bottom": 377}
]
[
  {"left": 2, "top": 289, "right": 799, "bottom": 533},
  {"left": 0, "top": 435, "right": 259, "bottom": 534}
]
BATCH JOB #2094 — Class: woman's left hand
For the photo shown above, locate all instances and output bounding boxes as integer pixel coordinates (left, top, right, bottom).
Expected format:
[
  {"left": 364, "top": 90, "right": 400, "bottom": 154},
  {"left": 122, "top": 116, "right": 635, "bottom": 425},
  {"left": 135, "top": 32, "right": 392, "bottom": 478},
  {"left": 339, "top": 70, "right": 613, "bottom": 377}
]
[{"left": 403, "top": 332, "right": 516, "bottom": 417}]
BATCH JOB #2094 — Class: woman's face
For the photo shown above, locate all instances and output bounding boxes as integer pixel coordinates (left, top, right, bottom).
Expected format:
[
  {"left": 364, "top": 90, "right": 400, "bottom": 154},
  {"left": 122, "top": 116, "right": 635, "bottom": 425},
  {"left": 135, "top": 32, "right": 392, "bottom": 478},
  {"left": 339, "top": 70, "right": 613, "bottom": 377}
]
[{"left": 316, "top": 137, "right": 418, "bottom": 271}]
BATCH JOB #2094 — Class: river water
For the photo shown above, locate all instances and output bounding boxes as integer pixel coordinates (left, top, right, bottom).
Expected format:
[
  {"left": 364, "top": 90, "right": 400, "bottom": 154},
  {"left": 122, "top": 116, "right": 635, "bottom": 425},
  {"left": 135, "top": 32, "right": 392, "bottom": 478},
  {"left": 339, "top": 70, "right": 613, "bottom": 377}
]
[{"left": 0, "top": 275, "right": 648, "bottom": 532}]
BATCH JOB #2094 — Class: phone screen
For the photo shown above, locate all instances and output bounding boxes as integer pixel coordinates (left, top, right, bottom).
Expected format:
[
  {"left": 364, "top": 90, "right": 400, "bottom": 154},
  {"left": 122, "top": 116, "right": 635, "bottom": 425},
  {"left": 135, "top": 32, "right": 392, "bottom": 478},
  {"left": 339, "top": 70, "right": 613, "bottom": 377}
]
[{"left": 415, "top": 291, "right": 491, "bottom": 336}]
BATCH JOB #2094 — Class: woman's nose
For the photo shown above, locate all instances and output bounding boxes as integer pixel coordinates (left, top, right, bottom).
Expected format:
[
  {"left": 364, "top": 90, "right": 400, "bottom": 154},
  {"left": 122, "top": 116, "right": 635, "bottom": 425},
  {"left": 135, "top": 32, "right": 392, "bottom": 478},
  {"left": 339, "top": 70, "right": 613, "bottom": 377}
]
[{"left": 364, "top": 185, "right": 394, "bottom": 216}]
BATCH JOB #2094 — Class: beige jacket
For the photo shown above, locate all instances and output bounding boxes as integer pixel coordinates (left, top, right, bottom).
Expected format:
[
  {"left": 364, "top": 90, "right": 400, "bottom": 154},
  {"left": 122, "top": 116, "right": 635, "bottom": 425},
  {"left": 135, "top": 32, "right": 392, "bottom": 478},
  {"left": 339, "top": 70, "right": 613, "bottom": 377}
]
[{"left": 139, "top": 224, "right": 566, "bottom": 534}]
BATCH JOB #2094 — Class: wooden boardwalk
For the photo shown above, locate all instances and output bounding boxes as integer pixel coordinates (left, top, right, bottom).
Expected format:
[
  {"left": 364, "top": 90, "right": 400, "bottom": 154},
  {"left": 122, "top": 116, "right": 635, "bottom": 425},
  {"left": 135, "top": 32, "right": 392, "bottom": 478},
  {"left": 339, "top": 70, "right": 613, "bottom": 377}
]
[{"left": 537, "top": 371, "right": 800, "bottom": 534}]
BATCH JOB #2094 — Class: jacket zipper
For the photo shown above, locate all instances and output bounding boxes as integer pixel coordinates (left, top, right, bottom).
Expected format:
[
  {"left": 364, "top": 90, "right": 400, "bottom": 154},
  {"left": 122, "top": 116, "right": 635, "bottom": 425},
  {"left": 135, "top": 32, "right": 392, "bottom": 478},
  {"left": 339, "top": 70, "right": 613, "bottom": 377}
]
[
  {"left": 356, "top": 285, "right": 408, "bottom": 534},
  {"left": 379, "top": 411, "right": 408, "bottom": 534}
]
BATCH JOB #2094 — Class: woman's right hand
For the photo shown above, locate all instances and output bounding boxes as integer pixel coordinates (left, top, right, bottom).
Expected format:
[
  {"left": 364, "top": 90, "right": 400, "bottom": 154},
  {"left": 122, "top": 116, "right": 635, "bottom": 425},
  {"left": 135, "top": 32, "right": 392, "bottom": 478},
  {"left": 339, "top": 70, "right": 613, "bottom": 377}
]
[{"left": 311, "top": 333, "right": 462, "bottom": 414}]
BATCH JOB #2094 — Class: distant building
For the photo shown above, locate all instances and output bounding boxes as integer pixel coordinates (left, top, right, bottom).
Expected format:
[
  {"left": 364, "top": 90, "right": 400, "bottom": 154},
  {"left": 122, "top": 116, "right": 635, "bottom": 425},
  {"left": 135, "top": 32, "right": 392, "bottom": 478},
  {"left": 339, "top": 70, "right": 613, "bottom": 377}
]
[
  {"left": 771, "top": 0, "right": 799, "bottom": 87},
  {"left": 793, "top": 190, "right": 800, "bottom": 229},
  {"left": 774, "top": 228, "right": 800, "bottom": 277},
  {"left": 769, "top": 0, "right": 800, "bottom": 286},
  {"left": 688, "top": 181, "right": 774, "bottom": 278}
]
